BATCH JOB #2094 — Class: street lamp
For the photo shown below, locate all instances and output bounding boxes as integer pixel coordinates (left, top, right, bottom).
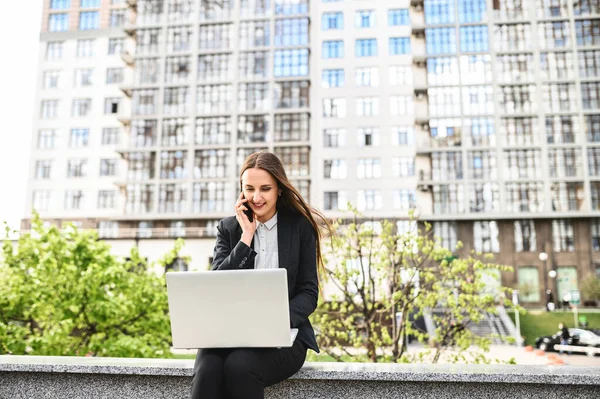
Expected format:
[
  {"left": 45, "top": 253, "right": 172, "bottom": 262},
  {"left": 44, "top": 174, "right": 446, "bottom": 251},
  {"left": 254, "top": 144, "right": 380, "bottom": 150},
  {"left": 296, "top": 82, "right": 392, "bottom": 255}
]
[{"left": 539, "top": 252, "right": 550, "bottom": 311}]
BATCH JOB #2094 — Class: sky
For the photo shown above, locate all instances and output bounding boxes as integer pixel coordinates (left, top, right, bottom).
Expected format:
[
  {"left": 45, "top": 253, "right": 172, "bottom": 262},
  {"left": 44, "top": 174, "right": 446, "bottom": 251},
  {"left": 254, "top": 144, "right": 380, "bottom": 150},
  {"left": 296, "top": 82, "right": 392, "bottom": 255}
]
[{"left": 0, "top": 3, "right": 42, "bottom": 233}]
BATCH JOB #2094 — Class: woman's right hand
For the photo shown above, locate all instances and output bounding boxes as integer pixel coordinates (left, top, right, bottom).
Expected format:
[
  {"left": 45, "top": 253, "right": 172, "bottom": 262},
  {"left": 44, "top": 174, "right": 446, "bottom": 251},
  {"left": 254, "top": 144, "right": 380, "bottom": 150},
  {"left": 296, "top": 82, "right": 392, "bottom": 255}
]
[{"left": 235, "top": 192, "right": 256, "bottom": 246}]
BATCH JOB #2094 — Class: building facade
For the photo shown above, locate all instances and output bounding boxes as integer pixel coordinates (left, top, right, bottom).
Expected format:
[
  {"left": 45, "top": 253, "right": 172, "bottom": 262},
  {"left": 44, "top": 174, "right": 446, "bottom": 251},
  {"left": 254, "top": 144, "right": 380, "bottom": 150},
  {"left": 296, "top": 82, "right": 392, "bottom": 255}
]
[{"left": 24, "top": 0, "right": 600, "bottom": 306}]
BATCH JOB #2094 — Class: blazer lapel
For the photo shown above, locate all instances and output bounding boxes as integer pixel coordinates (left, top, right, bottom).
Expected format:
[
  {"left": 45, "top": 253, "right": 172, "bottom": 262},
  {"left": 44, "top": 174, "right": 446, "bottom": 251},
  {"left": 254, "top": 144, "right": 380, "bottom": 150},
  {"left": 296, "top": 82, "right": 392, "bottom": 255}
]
[{"left": 277, "top": 212, "right": 291, "bottom": 269}]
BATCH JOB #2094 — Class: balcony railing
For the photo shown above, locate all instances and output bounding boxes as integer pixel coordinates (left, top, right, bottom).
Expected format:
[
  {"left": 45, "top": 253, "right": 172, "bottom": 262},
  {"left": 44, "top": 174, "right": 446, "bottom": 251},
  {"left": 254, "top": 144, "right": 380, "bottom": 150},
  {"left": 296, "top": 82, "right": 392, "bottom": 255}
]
[{"left": 98, "top": 227, "right": 217, "bottom": 239}]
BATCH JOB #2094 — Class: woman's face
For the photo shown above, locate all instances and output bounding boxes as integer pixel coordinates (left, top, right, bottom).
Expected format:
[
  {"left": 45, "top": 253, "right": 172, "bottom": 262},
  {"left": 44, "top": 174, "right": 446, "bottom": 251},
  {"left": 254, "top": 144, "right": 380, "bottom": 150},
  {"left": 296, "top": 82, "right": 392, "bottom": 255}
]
[{"left": 241, "top": 167, "right": 280, "bottom": 223}]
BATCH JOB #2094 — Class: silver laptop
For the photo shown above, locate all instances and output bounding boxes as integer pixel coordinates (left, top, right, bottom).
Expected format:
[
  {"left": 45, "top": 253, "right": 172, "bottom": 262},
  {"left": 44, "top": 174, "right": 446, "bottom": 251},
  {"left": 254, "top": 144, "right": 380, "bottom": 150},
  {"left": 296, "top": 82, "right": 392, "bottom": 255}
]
[{"left": 166, "top": 268, "right": 297, "bottom": 349}]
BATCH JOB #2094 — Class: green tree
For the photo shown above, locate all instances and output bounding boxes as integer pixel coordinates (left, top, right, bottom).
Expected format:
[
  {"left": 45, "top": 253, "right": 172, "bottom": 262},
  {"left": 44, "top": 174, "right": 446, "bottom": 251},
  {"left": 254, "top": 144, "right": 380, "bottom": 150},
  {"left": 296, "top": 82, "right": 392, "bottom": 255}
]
[
  {"left": 0, "top": 216, "right": 182, "bottom": 358},
  {"left": 313, "top": 207, "right": 514, "bottom": 363},
  {"left": 581, "top": 276, "right": 600, "bottom": 306}
]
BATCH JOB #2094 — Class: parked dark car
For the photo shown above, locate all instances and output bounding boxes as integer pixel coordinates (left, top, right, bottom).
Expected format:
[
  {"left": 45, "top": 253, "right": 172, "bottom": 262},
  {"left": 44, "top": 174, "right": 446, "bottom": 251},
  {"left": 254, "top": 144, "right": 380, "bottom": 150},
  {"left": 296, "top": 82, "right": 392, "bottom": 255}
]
[{"left": 535, "top": 328, "right": 600, "bottom": 356}]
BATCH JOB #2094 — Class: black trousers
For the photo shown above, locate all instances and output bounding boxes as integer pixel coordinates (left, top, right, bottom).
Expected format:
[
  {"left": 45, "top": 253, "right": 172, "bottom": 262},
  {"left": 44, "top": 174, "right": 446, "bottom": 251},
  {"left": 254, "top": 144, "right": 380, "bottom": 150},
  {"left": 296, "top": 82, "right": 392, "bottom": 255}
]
[{"left": 190, "top": 339, "right": 307, "bottom": 399}]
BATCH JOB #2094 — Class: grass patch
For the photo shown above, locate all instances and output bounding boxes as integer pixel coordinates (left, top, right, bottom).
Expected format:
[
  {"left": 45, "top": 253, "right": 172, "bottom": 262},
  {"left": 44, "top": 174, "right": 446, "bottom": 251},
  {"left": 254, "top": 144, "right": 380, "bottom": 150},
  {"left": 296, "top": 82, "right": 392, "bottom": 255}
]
[{"left": 508, "top": 310, "right": 600, "bottom": 346}]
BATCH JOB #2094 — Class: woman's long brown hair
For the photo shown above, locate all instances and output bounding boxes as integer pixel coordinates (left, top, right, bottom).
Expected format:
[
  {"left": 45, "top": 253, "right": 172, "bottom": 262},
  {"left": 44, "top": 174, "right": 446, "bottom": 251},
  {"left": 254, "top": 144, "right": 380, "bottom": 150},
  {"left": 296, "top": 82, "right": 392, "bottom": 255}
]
[{"left": 240, "top": 151, "right": 332, "bottom": 280}]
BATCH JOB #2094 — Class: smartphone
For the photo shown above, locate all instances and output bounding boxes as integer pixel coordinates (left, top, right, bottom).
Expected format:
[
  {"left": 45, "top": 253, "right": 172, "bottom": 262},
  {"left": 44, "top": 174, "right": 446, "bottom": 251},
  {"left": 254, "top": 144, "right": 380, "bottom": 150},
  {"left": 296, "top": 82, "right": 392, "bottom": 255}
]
[{"left": 241, "top": 191, "right": 253, "bottom": 222}]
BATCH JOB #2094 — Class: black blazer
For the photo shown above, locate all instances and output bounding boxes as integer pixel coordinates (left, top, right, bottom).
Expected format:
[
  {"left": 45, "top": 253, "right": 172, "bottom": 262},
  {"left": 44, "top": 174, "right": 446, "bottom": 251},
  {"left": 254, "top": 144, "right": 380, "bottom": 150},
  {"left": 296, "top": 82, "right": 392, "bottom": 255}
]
[{"left": 211, "top": 210, "right": 320, "bottom": 353}]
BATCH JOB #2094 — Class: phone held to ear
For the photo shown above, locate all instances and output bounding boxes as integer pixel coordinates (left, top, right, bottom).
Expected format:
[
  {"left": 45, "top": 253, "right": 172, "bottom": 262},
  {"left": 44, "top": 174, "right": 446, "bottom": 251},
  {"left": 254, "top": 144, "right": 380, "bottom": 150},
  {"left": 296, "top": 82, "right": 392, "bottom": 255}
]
[{"left": 243, "top": 206, "right": 254, "bottom": 223}]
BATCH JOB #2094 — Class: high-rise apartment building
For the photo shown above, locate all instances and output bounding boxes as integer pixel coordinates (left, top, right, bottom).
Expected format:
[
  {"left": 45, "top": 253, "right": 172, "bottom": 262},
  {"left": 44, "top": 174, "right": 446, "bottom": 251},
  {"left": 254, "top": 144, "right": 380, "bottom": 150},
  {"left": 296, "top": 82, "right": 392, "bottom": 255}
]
[{"left": 25, "top": 0, "right": 600, "bottom": 305}]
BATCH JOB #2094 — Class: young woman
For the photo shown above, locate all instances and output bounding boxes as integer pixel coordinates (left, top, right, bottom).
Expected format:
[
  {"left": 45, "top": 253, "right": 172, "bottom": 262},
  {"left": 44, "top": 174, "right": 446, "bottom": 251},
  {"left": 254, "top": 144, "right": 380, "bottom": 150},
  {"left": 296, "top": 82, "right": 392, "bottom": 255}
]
[{"left": 190, "top": 151, "right": 331, "bottom": 399}]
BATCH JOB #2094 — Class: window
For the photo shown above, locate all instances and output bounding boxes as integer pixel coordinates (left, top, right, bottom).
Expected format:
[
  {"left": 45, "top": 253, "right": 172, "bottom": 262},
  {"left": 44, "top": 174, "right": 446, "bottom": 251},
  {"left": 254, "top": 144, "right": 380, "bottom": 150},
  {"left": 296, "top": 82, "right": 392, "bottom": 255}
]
[
  {"left": 165, "top": 56, "right": 191, "bottom": 84},
  {"left": 357, "top": 190, "right": 382, "bottom": 211},
  {"left": 74, "top": 68, "right": 93, "bottom": 87},
  {"left": 322, "top": 69, "right": 345, "bottom": 88},
  {"left": 46, "top": 42, "right": 63, "bottom": 60},
  {"left": 100, "top": 159, "right": 118, "bottom": 177},
  {"left": 496, "top": 54, "right": 535, "bottom": 83},
  {"left": 427, "top": 57, "right": 459, "bottom": 86},
  {"left": 199, "top": 23, "right": 232, "bottom": 50},
  {"left": 44, "top": 71, "right": 60, "bottom": 89},
  {"left": 592, "top": 219, "right": 600, "bottom": 252},
  {"left": 76, "top": 40, "right": 96, "bottom": 58},
  {"left": 498, "top": 84, "right": 536, "bottom": 114},
  {"left": 322, "top": 40, "right": 344, "bottom": 59},
  {"left": 274, "top": 113, "right": 309, "bottom": 142},
  {"left": 273, "top": 147, "right": 310, "bottom": 177},
  {"left": 548, "top": 148, "right": 582, "bottom": 178},
  {"left": 81, "top": 0, "right": 100, "bottom": 7},
  {"left": 389, "top": 37, "right": 411, "bottom": 55},
  {"left": 468, "top": 151, "right": 496, "bottom": 180},
  {"left": 274, "top": 49, "right": 309, "bottom": 77},
  {"left": 393, "top": 190, "right": 416, "bottom": 210},
  {"left": 238, "top": 21, "right": 269, "bottom": 49},
  {"left": 426, "top": 28, "right": 456, "bottom": 54},
  {"left": 433, "top": 222, "right": 457, "bottom": 250},
  {"left": 576, "top": 19, "right": 600, "bottom": 47},
  {"left": 389, "top": 66, "right": 412, "bottom": 86},
  {"left": 323, "top": 159, "right": 346, "bottom": 179},
  {"left": 240, "top": 0, "right": 270, "bottom": 17},
  {"left": 163, "top": 118, "right": 190, "bottom": 146},
  {"left": 551, "top": 182, "right": 585, "bottom": 211},
  {"left": 460, "top": 55, "right": 492, "bottom": 85},
  {"left": 460, "top": 25, "right": 488, "bottom": 52},
  {"left": 33, "top": 191, "right": 52, "bottom": 212},
  {"left": 130, "top": 120, "right": 157, "bottom": 147},
  {"left": 582, "top": 82, "right": 600, "bottom": 110},
  {"left": 465, "top": 118, "right": 495, "bottom": 146},
  {"left": 192, "top": 182, "right": 231, "bottom": 213},
  {"left": 193, "top": 149, "right": 229, "bottom": 178},
  {"left": 102, "top": 128, "right": 120, "bottom": 145},
  {"left": 324, "top": 191, "right": 347, "bottom": 211},
  {"left": 468, "top": 183, "right": 500, "bottom": 213},
  {"left": 238, "top": 51, "right": 268, "bottom": 79},
  {"left": 388, "top": 9, "right": 409, "bottom": 26},
  {"left": 238, "top": 115, "right": 268, "bottom": 143},
  {"left": 70, "top": 128, "right": 89, "bottom": 148},
  {"left": 504, "top": 149, "right": 543, "bottom": 180},
  {"left": 239, "top": 82, "right": 270, "bottom": 111},
  {"left": 425, "top": 0, "right": 456, "bottom": 24},
  {"left": 104, "top": 97, "right": 120, "bottom": 115},
  {"left": 160, "top": 150, "right": 188, "bottom": 179},
  {"left": 110, "top": 9, "right": 126, "bottom": 27},
  {"left": 199, "top": 0, "right": 233, "bottom": 21},
  {"left": 356, "top": 97, "right": 379, "bottom": 117},
  {"left": 591, "top": 182, "right": 600, "bottom": 210},
  {"left": 35, "top": 160, "right": 52, "bottom": 180},
  {"left": 79, "top": 11, "right": 99, "bottom": 30},
  {"left": 392, "top": 126, "right": 414, "bottom": 146},
  {"left": 125, "top": 184, "right": 154, "bottom": 214},
  {"left": 357, "top": 158, "right": 381, "bottom": 179},
  {"left": 392, "top": 157, "right": 415, "bottom": 177},
  {"left": 97, "top": 191, "right": 116, "bottom": 209},
  {"left": 167, "top": 26, "right": 192, "bottom": 52},
  {"left": 355, "top": 10, "right": 375, "bottom": 28},
  {"left": 505, "top": 182, "right": 545, "bottom": 213},
  {"left": 502, "top": 117, "right": 537, "bottom": 146},
  {"left": 323, "top": 129, "right": 346, "bottom": 148},
  {"left": 432, "top": 152, "right": 463, "bottom": 180},
  {"left": 108, "top": 38, "right": 124, "bottom": 55},
  {"left": 433, "top": 184, "right": 465, "bottom": 214},
  {"left": 38, "top": 130, "right": 56, "bottom": 149},
  {"left": 586, "top": 115, "right": 600, "bottom": 142},
  {"left": 474, "top": 221, "right": 500, "bottom": 253},
  {"left": 552, "top": 219, "right": 575, "bottom": 252},
  {"left": 458, "top": 0, "right": 486, "bottom": 22},
  {"left": 322, "top": 12, "right": 343, "bottom": 30},
  {"left": 49, "top": 14, "right": 69, "bottom": 32},
  {"left": 159, "top": 184, "right": 188, "bottom": 213},
  {"left": 275, "top": 18, "right": 309, "bottom": 46},
  {"left": 542, "top": 83, "right": 577, "bottom": 112},
  {"left": 540, "top": 51, "right": 574, "bottom": 80},
  {"left": 169, "top": 221, "right": 187, "bottom": 239},
  {"left": 546, "top": 116, "right": 576, "bottom": 144},
  {"left": 125, "top": 152, "right": 156, "bottom": 180},
  {"left": 67, "top": 159, "right": 87, "bottom": 178},
  {"left": 198, "top": 53, "right": 232, "bottom": 81},
  {"left": 589, "top": 148, "right": 600, "bottom": 176},
  {"left": 390, "top": 96, "right": 414, "bottom": 116},
  {"left": 41, "top": 100, "right": 59, "bottom": 119},
  {"left": 72, "top": 98, "right": 92, "bottom": 117},
  {"left": 429, "top": 87, "right": 461, "bottom": 116},
  {"left": 579, "top": 50, "right": 600, "bottom": 78},
  {"left": 163, "top": 87, "right": 190, "bottom": 116},
  {"left": 356, "top": 39, "right": 377, "bottom": 57},
  {"left": 197, "top": 84, "right": 232, "bottom": 114},
  {"left": 196, "top": 116, "right": 231, "bottom": 145},
  {"left": 494, "top": 24, "right": 532, "bottom": 52},
  {"left": 275, "top": 0, "right": 308, "bottom": 15},
  {"left": 515, "top": 220, "right": 537, "bottom": 252},
  {"left": 357, "top": 127, "right": 379, "bottom": 147},
  {"left": 356, "top": 67, "right": 378, "bottom": 87},
  {"left": 51, "top": 0, "right": 70, "bottom": 9},
  {"left": 323, "top": 98, "right": 346, "bottom": 118},
  {"left": 517, "top": 267, "right": 541, "bottom": 302},
  {"left": 135, "top": 58, "right": 160, "bottom": 84}
]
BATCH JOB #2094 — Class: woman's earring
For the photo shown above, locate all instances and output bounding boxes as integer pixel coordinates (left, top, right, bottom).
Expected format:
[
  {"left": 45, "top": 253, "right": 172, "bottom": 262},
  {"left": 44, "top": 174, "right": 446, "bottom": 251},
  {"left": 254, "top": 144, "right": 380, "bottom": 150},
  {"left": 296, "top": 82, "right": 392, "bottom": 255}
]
[{"left": 278, "top": 192, "right": 282, "bottom": 196}]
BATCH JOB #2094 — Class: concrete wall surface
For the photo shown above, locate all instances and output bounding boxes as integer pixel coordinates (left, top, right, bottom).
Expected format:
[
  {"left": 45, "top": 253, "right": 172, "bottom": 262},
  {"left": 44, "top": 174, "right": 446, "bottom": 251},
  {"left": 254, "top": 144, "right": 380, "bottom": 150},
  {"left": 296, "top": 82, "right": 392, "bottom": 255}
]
[{"left": 1, "top": 355, "right": 599, "bottom": 399}]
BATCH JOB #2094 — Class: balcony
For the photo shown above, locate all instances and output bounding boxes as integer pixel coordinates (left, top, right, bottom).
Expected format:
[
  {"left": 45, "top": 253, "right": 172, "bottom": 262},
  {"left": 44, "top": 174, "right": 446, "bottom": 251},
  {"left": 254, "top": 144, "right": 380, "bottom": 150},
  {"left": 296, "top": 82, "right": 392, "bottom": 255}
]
[
  {"left": 123, "top": 23, "right": 136, "bottom": 36},
  {"left": 411, "top": 6, "right": 425, "bottom": 33},
  {"left": 119, "top": 84, "right": 133, "bottom": 97},
  {"left": 126, "top": 0, "right": 137, "bottom": 10},
  {"left": 416, "top": 136, "right": 463, "bottom": 153},
  {"left": 98, "top": 227, "right": 217, "bottom": 240},
  {"left": 121, "top": 51, "right": 134, "bottom": 66}
]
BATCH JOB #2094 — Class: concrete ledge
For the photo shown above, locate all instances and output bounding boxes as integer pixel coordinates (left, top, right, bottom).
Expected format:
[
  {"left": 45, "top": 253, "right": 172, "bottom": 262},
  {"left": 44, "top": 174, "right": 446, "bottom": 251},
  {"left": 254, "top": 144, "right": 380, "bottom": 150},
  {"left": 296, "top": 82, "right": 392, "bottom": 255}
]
[{"left": 2, "top": 355, "right": 600, "bottom": 398}]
